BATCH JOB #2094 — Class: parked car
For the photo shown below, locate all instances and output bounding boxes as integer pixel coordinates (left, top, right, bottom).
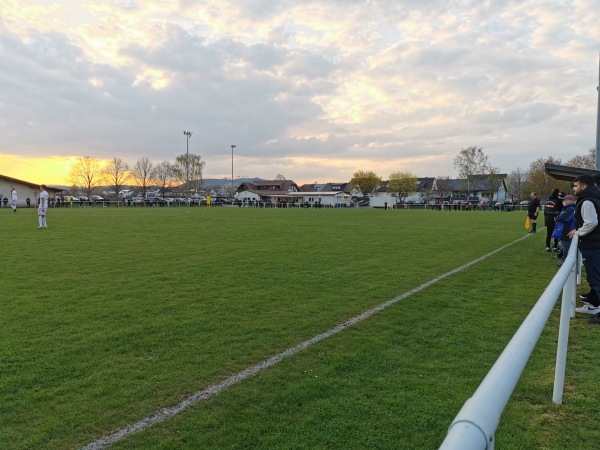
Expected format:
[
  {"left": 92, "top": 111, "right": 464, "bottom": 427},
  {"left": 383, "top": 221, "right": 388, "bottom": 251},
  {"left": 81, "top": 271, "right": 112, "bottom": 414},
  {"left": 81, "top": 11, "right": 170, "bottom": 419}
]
[
  {"left": 131, "top": 196, "right": 144, "bottom": 205},
  {"left": 519, "top": 200, "right": 530, "bottom": 206}
]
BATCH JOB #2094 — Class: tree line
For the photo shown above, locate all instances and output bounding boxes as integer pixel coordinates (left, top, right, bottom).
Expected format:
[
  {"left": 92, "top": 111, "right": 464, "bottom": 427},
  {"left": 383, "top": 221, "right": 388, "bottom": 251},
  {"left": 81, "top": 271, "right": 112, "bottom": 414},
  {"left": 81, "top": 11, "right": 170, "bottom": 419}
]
[
  {"left": 69, "top": 145, "right": 595, "bottom": 203},
  {"left": 68, "top": 153, "right": 205, "bottom": 201},
  {"left": 349, "top": 146, "right": 596, "bottom": 201}
]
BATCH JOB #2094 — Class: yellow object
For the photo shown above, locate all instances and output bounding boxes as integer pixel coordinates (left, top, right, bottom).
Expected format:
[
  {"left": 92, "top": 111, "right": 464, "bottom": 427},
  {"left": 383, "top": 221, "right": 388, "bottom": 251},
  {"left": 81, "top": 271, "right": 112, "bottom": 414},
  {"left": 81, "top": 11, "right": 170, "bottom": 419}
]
[{"left": 525, "top": 216, "right": 531, "bottom": 230}]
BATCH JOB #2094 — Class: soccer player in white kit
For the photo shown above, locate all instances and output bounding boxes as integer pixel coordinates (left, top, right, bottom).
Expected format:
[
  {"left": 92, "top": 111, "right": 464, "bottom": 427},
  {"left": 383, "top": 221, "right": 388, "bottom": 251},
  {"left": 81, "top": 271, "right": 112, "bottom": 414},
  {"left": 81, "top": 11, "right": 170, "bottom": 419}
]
[
  {"left": 38, "top": 184, "right": 49, "bottom": 228},
  {"left": 10, "top": 188, "right": 17, "bottom": 212}
]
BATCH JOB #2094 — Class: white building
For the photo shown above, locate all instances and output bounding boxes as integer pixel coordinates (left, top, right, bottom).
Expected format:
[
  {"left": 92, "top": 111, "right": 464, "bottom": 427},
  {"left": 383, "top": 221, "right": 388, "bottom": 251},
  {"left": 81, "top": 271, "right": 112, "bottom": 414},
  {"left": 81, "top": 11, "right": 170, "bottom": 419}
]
[
  {"left": 0, "top": 174, "right": 63, "bottom": 208},
  {"left": 287, "top": 191, "right": 351, "bottom": 207}
]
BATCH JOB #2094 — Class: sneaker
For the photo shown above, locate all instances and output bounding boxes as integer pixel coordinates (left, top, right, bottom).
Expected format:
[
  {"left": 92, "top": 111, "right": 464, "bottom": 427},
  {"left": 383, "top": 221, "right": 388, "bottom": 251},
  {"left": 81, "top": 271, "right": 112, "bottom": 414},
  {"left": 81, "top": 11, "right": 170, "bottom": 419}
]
[
  {"left": 580, "top": 291, "right": 593, "bottom": 300},
  {"left": 588, "top": 315, "right": 600, "bottom": 324},
  {"left": 575, "top": 304, "right": 600, "bottom": 315},
  {"left": 546, "top": 247, "right": 551, "bottom": 251}
]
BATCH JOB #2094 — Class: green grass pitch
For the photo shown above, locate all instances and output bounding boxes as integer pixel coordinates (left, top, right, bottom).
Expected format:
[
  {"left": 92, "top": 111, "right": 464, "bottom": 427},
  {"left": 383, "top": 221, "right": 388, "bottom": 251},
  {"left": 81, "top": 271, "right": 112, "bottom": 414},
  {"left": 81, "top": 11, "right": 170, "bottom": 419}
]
[{"left": 1, "top": 206, "right": 599, "bottom": 449}]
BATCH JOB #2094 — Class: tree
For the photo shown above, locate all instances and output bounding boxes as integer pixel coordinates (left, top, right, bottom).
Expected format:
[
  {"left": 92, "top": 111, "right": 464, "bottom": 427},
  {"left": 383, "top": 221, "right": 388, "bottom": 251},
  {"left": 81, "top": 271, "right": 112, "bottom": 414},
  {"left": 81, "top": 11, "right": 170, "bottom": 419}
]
[
  {"left": 102, "top": 157, "right": 130, "bottom": 206},
  {"left": 189, "top": 154, "right": 205, "bottom": 195},
  {"left": 153, "top": 161, "right": 177, "bottom": 197},
  {"left": 276, "top": 174, "right": 287, "bottom": 180},
  {"left": 172, "top": 153, "right": 205, "bottom": 197},
  {"left": 506, "top": 168, "right": 526, "bottom": 201},
  {"left": 453, "top": 147, "right": 489, "bottom": 199},
  {"left": 434, "top": 176, "right": 454, "bottom": 200},
  {"left": 349, "top": 170, "right": 381, "bottom": 197},
  {"left": 131, "top": 157, "right": 155, "bottom": 198},
  {"left": 483, "top": 165, "right": 502, "bottom": 201},
  {"left": 387, "top": 171, "right": 418, "bottom": 202},
  {"left": 68, "top": 156, "right": 105, "bottom": 201},
  {"left": 565, "top": 148, "right": 595, "bottom": 169},
  {"left": 527, "top": 156, "right": 570, "bottom": 198}
]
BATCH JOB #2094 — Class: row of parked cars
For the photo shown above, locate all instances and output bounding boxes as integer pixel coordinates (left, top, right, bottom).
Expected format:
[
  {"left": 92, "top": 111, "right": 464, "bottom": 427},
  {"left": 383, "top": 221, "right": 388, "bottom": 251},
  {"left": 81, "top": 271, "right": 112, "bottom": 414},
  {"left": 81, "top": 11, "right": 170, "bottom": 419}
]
[{"left": 127, "top": 196, "right": 217, "bottom": 206}]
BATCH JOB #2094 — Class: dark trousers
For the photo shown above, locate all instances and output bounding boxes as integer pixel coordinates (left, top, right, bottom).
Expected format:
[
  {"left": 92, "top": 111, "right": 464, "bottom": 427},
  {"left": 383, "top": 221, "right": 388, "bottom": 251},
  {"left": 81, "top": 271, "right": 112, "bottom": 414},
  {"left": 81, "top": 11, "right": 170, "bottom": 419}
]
[
  {"left": 544, "top": 215, "right": 557, "bottom": 248},
  {"left": 580, "top": 248, "right": 600, "bottom": 307}
]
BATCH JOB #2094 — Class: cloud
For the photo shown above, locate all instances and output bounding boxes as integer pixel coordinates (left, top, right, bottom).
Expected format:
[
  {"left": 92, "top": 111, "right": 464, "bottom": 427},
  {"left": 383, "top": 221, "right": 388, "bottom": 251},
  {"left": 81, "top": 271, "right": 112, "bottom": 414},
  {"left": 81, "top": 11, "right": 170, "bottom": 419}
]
[{"left": 0, "top": 0, "right": 597, "bottom": 185}]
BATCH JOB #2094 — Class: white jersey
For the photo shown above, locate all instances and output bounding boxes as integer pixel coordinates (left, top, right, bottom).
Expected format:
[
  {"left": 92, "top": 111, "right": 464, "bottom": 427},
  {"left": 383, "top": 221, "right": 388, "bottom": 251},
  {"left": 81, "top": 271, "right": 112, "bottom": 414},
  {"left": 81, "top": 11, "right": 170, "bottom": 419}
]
[
  {"left": 39, "top": 190, "right": 49, "bottom": 211},
  {"left": 11, "top": 190, "right": 17, "bottom": 201}
]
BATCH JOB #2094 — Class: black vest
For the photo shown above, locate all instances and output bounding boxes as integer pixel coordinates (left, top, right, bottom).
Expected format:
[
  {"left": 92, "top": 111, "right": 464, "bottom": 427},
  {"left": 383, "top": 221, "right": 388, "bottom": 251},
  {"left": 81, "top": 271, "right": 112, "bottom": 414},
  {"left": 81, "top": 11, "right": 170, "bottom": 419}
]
[{"left": 575, "top": 188, "right": 600, "bottom": 250}]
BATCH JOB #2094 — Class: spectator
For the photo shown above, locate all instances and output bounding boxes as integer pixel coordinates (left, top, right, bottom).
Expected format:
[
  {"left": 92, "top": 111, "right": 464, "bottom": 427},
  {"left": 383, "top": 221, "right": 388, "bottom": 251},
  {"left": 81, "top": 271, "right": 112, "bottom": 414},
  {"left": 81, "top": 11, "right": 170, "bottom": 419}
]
[
  {"left": 544, "top": 188, "right": 563, "bottom": 251},
  {"left": 552, "top": 195, "right": 576, "bottom": 264},
  {"left": 568, "top": 176, "right": 600, "bottom": 318}
]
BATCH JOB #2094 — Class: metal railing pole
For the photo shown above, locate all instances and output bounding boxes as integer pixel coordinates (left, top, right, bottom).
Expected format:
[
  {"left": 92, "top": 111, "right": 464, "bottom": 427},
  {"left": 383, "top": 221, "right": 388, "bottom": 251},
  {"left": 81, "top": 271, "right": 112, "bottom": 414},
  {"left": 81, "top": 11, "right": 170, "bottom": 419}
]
[
  {"left": 440, "top": 235, "right": 579, "bottom": 449},
  {"left": 553, "top": 239, "right": 578, "bottom": 404}
]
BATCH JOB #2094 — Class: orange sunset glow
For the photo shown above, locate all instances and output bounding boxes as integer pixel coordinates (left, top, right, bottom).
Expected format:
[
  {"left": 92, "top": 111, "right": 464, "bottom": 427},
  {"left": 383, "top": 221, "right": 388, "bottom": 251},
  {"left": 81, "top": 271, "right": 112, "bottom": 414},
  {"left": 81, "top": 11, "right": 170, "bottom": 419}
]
[{"left": 1, "top": 155, "right": 108, "bottom": 186}]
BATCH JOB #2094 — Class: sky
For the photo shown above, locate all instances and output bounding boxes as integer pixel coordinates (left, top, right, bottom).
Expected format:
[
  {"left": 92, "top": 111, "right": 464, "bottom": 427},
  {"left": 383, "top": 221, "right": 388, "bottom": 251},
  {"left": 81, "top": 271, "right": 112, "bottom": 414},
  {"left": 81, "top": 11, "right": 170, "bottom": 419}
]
[{"left": 1, "top": 0, "right": 599, "bottom": 186}]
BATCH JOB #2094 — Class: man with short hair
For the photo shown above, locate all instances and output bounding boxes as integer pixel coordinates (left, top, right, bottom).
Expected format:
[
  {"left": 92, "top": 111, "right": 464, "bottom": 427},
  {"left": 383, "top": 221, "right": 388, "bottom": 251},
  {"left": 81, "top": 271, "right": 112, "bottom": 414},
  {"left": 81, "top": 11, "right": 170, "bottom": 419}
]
[
  {"left": 10, "top": 188, "right": 17, "bottom": 212},
  {"left": 568, "top": 176, "right": 600, "bottom": 316},
  {"left": 527, "top": 192, "right": 540, "bottom": 234},
  {"left": 38, "top": 185, "right": 49, "bottom": 229}
]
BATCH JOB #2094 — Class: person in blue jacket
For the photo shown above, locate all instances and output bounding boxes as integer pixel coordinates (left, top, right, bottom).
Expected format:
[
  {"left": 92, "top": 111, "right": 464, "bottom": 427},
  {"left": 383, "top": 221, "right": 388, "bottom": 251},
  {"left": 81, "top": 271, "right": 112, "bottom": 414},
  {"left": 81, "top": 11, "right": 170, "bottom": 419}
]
[{"left": 551, "top": 194, "right": 576, "bottom": 263}]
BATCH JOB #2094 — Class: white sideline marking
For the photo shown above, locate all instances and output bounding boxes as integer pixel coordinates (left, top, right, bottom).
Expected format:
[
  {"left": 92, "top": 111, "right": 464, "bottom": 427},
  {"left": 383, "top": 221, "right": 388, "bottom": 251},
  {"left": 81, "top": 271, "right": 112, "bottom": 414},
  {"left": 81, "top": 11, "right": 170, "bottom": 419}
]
[{"left": 80, "top": 233, "right": 531, "bottom": 450}]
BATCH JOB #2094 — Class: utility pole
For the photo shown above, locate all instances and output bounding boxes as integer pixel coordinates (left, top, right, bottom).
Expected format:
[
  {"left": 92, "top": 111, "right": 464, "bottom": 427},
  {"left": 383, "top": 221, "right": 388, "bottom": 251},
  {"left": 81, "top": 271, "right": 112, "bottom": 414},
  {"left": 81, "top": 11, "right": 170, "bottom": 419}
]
[
  {"left": 184, "top": 131, "right": 192, "bottom": 200},
  {"left": 596, "top": 53, "right": 600, "bottom": 170}
]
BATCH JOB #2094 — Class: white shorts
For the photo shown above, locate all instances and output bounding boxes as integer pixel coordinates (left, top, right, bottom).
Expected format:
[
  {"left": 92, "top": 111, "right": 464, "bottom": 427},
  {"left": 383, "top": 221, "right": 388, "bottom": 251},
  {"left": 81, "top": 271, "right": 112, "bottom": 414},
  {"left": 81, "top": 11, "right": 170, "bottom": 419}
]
[{"left": 38, "top": 208, "right": 47, "bottom": 216}]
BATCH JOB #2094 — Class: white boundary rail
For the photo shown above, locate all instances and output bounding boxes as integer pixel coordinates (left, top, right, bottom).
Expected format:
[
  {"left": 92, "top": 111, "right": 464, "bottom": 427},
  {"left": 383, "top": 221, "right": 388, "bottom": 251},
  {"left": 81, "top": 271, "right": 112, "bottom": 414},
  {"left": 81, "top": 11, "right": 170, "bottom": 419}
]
[{"left": 439, "top": 235, "right": 582, "bottom": 450}]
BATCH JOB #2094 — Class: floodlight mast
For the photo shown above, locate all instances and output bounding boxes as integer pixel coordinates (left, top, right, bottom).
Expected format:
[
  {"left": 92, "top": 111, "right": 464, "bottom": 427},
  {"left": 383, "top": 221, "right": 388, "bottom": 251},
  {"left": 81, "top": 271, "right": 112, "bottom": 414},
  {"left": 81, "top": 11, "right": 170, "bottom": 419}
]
[
  {"left": 231, "top": 145, "right": 237, "bottom": 200},
  {"left": 184, "top": 131, "right": 193, "bottom": 200}
]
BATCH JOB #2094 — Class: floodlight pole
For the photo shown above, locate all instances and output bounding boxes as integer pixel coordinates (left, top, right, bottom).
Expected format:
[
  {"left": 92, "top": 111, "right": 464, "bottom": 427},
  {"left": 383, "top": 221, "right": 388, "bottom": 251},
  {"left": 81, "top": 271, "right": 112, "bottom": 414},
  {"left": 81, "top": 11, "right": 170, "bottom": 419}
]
[
  {"left": 184, "top": 131, "right": 192, "bottom": 200},
  {"left": 596, "top": 53, "right": 600, "bottom": 170},
  {"left": 231, "top": 145, "right": 237, "bottom": 199}
]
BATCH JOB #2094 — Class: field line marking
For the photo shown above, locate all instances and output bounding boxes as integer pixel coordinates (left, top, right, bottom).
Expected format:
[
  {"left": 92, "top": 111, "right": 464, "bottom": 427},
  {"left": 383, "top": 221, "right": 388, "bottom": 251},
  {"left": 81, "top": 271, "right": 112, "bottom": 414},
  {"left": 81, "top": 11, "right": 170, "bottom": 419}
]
[{"left": 80, "top": 233, "right": 531, "bottom": 450}]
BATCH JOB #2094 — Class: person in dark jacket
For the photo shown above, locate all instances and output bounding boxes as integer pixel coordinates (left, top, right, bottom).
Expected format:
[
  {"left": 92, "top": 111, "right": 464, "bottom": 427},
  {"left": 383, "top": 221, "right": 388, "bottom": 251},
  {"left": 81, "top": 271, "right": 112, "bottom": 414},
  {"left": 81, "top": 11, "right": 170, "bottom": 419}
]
[
  {"left": 527, "top": 192, "right": 541, "bottom": 233},
  {"left": 569, "top": 176, "right": 600, "bottom": 317},
  {"left": 544, "top": 188, "right": 563, "bottom": 251}
]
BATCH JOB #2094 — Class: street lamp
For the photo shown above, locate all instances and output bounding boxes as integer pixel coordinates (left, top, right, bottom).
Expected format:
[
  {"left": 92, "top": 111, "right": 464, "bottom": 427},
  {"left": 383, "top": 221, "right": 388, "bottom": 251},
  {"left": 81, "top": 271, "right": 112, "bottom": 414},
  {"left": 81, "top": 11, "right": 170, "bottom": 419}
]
[
  {"left": 231, "top": 144, "right": 237, "bottom": 199},
  {"left": 184, "top": 131, "right": 192, "bottom": 200}
]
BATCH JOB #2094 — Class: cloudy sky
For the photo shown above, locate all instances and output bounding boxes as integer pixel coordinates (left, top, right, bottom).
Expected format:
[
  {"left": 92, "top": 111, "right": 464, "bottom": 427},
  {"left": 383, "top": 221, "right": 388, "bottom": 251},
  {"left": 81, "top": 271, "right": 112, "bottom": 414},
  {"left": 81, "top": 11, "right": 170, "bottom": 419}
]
[{"left": 1, "top": 0, "right": 598, "bottom": 186}]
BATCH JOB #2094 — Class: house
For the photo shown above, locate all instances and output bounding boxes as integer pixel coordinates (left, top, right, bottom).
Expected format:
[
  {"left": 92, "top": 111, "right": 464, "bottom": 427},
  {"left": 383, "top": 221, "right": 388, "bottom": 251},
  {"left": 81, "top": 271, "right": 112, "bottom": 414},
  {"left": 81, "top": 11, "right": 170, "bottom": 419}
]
[
  {"left": 295, "top": 182, "right": 358, "bottom": 206},
  {"left": 287, "top": 190, "right": 351, "bottom": 207},
  {"left": 298, "top": 182, "right": 359, "bottom": 196},
  {"left": 235, "top": 179, "right": 300, "bottom": 203},
  {"left": 431, "top": 175, "right": 508, "bottom": 202},
  {"left": 0, "top": 174, "right": 63, "bottom": 208},
  {"left": 370, "top": 177, "right": 435, "bottom": 208}
]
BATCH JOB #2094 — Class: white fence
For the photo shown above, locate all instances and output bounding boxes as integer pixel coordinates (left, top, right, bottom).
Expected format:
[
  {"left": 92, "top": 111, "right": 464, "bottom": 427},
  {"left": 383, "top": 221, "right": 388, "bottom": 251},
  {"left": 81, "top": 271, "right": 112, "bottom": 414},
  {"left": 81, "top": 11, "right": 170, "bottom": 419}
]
[{"left": 439, "top": 235, "right": 582, "bottom": 450}]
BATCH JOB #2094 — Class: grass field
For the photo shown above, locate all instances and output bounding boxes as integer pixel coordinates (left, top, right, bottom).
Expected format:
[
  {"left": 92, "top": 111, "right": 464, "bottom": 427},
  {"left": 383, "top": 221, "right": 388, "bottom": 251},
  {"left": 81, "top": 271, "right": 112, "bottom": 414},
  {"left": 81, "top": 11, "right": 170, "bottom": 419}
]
[{"left": 1, "top": 206, "right": 599, "bottom": 449}]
